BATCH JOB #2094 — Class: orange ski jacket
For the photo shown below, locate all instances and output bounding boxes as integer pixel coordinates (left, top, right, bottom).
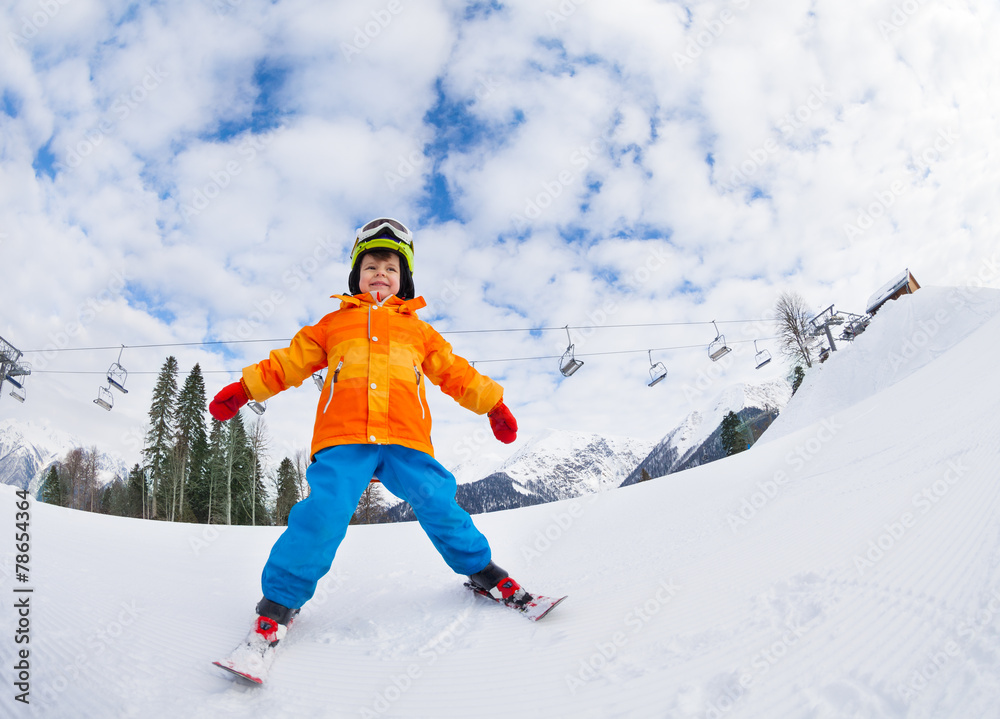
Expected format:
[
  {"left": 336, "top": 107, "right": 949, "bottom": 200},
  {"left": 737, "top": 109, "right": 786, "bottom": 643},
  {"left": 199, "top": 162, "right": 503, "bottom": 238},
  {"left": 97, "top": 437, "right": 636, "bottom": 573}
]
[{"left": 241, "top": 293, "right": 504, "bottom": 459}]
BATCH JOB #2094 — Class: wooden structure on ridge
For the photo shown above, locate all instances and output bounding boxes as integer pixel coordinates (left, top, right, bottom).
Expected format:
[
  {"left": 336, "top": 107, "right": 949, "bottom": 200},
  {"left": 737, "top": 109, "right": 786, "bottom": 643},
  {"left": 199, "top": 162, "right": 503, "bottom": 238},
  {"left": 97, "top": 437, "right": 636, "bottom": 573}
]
[{"left": 865, "top": 269, "right": 920, "bottom": 316}]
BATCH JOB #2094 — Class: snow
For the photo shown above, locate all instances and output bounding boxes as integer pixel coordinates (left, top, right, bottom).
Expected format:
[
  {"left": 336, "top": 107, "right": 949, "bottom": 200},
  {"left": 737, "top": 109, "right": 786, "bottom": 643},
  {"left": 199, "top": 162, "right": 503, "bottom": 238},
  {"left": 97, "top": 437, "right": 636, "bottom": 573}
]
[
  {"left": 451, "top": 428, "right": 654, "bottom": 491},
  {"left": 499, "top": 428, "right": 654, "bottom": 493},
  {"left": 4, "top": 285, "right": 1000, "bottom": 718},
  {"left": 762, "top": 285, "right": 1000, "bottom": 443},
  {"left": 674, "top": 380, "right": 792, "bottom": 460},
  {"left": 0, "top": 420, "right": 79, "bottom": 490},
  {"left": 450, "top": 448, "right": 514, "bottom": 486},
  {"left": 865, "top": 269, "right": 914, "bottom": 315},
  {"left": 0, "top": 418, "right": 130, "bottom": 491}
]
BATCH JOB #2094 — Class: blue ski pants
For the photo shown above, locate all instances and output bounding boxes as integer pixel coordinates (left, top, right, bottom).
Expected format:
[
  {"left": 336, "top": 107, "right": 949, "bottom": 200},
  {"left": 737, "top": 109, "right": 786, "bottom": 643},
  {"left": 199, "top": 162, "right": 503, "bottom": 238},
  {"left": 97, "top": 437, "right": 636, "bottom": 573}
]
[{"left": 261, "top": 444, "right": 492, "bottom": 609}]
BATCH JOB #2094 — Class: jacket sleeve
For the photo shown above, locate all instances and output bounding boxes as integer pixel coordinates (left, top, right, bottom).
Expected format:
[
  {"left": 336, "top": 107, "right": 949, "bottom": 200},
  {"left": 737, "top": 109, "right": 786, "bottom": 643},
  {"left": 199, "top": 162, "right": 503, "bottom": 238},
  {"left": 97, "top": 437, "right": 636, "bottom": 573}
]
[
  {"left": 421, "top": 325, "right": 504, "bottom": 415},
  {"left": 242, "top": 323, "right": 328, "bottom": 401}
]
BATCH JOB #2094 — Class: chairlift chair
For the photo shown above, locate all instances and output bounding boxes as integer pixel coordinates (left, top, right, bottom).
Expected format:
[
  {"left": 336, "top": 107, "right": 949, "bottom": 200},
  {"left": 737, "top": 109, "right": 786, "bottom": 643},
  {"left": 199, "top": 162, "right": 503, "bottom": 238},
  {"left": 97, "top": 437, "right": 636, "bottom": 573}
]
[
  {"left": 647, "top": 350, "right": 667, "bottom": 387},
  {"left": 107, "top": 345, "right": 129, "bottom": 394},
  {"left": 94, "top": 385, "right": 114, "bottom": 411},
  {"left": 708, "top": 320, "right": 731, "bottom": 362},
  {"left": 5, "top": 375, "right": 25, "bottom": 403},
  {"left": 558, "top": 326, "right": 584, "bottom": 377},
  {"left": 312, "top": 373, "right": 325, "bottom": 391},
  {"left": 753, "top": 340, "right": 772, "bottom": 370},
  {"left": 248, "top": 400, "right": 266, "bottom": 415}
]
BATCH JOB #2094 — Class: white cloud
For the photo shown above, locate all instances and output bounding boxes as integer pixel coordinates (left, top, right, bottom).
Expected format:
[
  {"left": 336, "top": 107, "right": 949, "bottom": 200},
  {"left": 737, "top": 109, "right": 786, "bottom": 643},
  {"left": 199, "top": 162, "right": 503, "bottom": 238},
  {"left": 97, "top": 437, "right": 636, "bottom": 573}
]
[{"left": 1, "top": 0, "right": 997, "bottom": 471}]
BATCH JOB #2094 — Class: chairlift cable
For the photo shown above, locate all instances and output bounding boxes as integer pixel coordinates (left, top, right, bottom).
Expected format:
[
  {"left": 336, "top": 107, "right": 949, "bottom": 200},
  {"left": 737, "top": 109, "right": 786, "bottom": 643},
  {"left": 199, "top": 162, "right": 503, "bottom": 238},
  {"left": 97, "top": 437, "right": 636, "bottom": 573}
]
[
  {"left": 27, "top": 335, "right": 781, "bottom": 374},
  {"left": 18, "top": 318, "right": 773, "bottom": 354}
]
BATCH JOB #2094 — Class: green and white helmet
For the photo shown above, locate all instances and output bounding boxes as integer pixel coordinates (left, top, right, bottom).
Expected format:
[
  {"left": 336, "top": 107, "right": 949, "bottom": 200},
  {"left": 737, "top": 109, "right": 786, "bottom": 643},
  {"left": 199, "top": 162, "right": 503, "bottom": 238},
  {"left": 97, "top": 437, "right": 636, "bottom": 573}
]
[{"left": 348, "top": 217, "right": 416, "bottom": 299}]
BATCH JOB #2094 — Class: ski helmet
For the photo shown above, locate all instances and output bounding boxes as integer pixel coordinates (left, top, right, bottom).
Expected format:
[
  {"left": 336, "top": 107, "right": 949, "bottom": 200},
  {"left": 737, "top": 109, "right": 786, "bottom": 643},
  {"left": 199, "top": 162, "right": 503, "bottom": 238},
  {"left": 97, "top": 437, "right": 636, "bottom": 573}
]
[{"left": 348, "top": 217, "right": 416, "bottom": 299}]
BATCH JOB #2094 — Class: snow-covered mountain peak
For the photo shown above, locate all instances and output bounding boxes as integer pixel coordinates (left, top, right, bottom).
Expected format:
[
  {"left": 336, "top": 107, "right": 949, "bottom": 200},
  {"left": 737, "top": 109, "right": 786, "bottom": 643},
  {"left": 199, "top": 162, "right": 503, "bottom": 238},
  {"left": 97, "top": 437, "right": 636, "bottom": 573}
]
[
  {"left": 0, "top": 418, "right": 129, "bottom": 490},
  {"left": 494, "top": 428, "right": 655, "bottom": 495},
  {"left": 668, "top": 379, "right": 791, "bottom": 456},
  {"left": 619, "top": 378, "right": 793, "bottom": 486},
  {"left": 0, "top": 416, "right": 82, "bottom": 451},
  {"left": 502, "top": 428, "right": 649, "bottom": 467}
]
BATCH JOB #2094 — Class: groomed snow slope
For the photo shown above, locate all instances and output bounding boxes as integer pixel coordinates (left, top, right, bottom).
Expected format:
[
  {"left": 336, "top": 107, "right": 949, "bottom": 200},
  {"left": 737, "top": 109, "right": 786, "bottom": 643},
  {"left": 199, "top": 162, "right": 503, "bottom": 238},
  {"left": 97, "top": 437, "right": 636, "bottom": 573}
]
[{"left": 3, "top": 286, "right": 1000, "bottom": 719}]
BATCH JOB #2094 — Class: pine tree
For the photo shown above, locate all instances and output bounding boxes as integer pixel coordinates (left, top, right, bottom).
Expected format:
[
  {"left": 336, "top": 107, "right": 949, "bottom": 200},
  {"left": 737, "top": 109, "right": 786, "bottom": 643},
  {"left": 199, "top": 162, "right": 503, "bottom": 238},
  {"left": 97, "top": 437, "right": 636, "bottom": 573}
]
[
  {"left": 640, "top": 468, "right": 652, "bottom": 483},
  {"left": 174, "top": 363, "right": 208, "bottom": 522},
  {"left": 144, "top": 356, "right": 179, "bottom": 519},
  {"left": 720, "top": 411, "right": 745, "bottom": 457},
  {"left": 221, "top": 414, "right": 256, "bottom": 524},
  {"left": 125, "top": 463, "right": 148, "bottom": 519},
  {"left": 791, "top": 365, "right": 806, "bottom": 395},
  {"left": 205, "top": 418, "right": 228, "bottom": 524},
  {"left": 39, "top": 465, "right": 64, "bottom": 506},
  {"left": 226, "top": 414, "right": 270, "bottom": 525},
  {"left": 98, "top": 476, "right": 129, "bottom": 516},
  {"left": 185, "top": 428, "right": 212, "bottom": 523},
  {"left": 274, "top": 457, "right": 300, "bottom": 526}
]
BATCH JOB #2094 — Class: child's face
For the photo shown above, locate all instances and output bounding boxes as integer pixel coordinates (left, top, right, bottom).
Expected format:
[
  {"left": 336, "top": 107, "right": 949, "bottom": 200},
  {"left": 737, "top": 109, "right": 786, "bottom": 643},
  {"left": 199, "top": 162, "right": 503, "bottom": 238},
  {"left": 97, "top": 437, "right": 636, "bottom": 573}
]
[{"left": 358, "top": 252, "right": 401, "bottom": 298}]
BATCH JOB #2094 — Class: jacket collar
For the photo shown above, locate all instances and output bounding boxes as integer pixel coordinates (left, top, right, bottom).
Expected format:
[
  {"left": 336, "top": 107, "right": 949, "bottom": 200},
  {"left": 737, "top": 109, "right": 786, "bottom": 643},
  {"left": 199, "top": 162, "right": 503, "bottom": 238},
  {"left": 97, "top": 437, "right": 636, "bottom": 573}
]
[{"left": 332, "top": 293, "right": 427, "bottom": 315}]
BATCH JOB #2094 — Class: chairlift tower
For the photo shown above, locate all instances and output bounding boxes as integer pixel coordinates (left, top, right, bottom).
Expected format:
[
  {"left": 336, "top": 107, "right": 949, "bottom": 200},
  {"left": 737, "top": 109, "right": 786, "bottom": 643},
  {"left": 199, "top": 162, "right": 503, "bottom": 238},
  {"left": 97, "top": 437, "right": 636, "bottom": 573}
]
[
  {"left": 809, "top": 305, "right": 843, "bottom": 355},
  {"left": 838, "top": 311, "right": 871, "bottom": 341},
  {"left": 1, "top": 335, "right": 31, "bottom": 403}
]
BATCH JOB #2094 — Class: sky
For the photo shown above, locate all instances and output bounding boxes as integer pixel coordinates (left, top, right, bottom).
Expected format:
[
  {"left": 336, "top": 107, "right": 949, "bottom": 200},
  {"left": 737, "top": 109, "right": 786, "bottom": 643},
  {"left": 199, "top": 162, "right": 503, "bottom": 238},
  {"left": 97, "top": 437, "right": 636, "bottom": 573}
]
[{"left": 1, "top": 0, "right": 998, "bottom": 473}]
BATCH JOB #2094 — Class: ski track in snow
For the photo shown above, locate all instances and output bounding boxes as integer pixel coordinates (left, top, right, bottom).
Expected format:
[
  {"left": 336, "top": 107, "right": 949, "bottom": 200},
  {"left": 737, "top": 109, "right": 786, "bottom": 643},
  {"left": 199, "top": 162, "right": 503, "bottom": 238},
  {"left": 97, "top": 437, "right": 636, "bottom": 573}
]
[{"left": 3, "top": 287, "right": 1000, "bottom": 718}]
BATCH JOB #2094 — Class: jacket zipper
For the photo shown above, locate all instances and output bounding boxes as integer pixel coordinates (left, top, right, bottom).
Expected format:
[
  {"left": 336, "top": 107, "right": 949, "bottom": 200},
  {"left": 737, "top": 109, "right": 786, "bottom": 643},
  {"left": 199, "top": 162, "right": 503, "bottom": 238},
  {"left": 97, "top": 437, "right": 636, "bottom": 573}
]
[
  {"left": 414, "top": 363, "right": 426, "bottom": 420},
  {"left": 323, "top": 358, "right": 344, "bottom": 414}
]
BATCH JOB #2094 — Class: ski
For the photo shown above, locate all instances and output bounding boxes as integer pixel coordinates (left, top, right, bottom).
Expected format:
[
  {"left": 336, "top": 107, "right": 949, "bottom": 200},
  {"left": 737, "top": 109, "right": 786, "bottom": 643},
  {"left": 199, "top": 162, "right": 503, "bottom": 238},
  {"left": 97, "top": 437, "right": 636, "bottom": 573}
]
[
  {"left": 213, "top": 656, "right": 267, "bottom": 685},
  {"left": 213, "top": 615, "right": 289, "bottom": 685},
  {"left": 464, "top": 582, "right": 567, "bottom": 621}
]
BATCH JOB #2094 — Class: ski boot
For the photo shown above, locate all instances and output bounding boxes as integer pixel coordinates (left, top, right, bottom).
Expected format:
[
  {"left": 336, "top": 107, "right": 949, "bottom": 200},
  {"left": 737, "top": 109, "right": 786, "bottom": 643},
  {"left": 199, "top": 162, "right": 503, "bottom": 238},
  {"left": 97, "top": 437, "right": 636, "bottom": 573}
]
[
  {"left": 213, "top": 598, "right": 299, "bottom": 684},
  {"left": 468, "top": 561, "right": 533, "bottom": 609},
  {"left": 466, "top": 561, "right": 567, "bottom": 620}
]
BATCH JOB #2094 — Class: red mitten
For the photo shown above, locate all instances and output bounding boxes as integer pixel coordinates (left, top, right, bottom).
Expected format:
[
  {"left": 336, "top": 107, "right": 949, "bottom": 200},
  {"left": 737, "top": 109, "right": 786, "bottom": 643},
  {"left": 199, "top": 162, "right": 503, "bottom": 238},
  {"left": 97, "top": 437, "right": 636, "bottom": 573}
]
[
  {"left": 488, "top": 401, "right": 518, "bottom": 444},
  {"left": 209, "top": 381, "right": 249, "bottom": 421}
]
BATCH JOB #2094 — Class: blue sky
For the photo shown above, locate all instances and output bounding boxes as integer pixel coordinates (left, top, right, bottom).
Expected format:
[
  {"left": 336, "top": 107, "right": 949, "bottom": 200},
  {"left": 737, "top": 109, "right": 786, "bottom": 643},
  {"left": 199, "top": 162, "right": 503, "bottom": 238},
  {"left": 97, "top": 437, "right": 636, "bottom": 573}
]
[{"left": 1, "top": 0, "right": 997, "bottom": 469}]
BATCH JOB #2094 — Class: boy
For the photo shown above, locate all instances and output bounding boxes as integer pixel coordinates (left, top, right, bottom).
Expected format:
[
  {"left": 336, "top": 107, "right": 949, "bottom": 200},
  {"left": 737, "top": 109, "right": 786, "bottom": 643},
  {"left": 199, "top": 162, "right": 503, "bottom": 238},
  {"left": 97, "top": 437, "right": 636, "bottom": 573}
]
[{"left": 209, "top": 218, "right": 525, "bottom": 682}]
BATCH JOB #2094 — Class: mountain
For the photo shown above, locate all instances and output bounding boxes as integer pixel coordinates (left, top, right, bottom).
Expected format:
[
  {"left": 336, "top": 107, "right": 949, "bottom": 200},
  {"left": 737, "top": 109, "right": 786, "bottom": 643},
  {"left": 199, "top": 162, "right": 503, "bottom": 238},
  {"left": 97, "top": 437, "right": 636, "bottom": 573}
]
[
  {"left": 620, "top": 379, "right": 792, "bottom": 486},
  {"left": 0, "top": 418, "right": 129, "bottom": 491},
  {"left": 386, "top": 429, "right": 655, "bottom": 520},
  {"left": 386, "top": 380, "right": 791, "bottom": 519}
]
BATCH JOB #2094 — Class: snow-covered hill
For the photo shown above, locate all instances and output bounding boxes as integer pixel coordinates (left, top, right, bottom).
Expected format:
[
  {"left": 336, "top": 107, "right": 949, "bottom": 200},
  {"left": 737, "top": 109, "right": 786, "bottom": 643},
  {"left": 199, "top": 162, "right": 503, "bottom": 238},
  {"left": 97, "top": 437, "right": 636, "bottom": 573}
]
[
  {"left": 4, "top": 285, "right": 1000, "bottom": 718},
  {"left": 761, "top": 284, "right": 1000, "bottom": 444},
  {"left": 621, "top": 379, "right": 791, "bottom": 486},
  {"left": 0, "top": 418, "right": 129, "bottom": 491}
]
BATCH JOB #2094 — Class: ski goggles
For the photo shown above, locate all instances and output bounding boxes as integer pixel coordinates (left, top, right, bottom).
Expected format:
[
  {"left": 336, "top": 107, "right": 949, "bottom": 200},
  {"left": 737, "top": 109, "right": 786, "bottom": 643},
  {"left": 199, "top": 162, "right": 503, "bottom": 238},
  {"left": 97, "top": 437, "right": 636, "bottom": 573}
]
[
  {"left": 354, "top": 218, "right": 413, "bottom": 248},
  {"left": 351, "top": 218, "right": 415, "bottom": 271}
]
